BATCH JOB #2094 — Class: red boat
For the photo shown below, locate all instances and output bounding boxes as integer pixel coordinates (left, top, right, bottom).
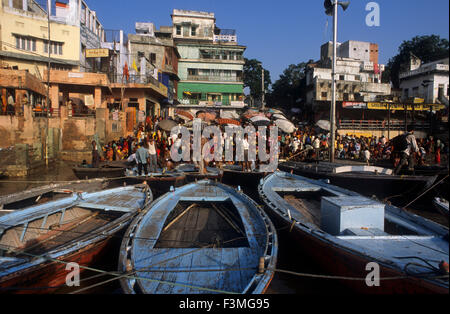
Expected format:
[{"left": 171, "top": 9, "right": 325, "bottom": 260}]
[{"left": 0, "top": 185, "right": 152, "bottom": 294}]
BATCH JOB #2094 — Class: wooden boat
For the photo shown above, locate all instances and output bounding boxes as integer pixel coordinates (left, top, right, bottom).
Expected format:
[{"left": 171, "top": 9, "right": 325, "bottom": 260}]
[
  {"left": 433, "top": 197, "right": 449, "bottom": 216},
  {"left": 123, "top": 168, "right": 187, "bottom": 198},
  {"left": 0, "top": 179, "right": 110, "bottom": 217},
  {"left": 72, "top": 165, "right": 125, "bottom": 180},
  {"left": 118, "top": 180, "right": 278, "bottom": 294},
  {"left": 175, "top": 163, "right": 223, "bottom": 183},
  {"left": 279, "top": 161, "right": 438, "bottom": 205},
  {"left": 0, "top": 184, "right": 152, "bottom": 293},
  {"left": 221, "top": 164, "right": 268, "bottom": 188},
  {"left": 258, "top": 171, "right": 449, "bottom": 294}
]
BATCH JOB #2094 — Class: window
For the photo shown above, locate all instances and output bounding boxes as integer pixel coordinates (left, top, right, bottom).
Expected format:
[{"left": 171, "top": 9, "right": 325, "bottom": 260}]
[
  {"left": 150, "top": 53, "right": 156, "bottom": 64},
  {"left": 191, "top": 26, "right": 197, "bottom": 36},
  {"left": 176, "top": 25, "right": 181, "bottom": 35},
  {"left": 15, "top": 35, "right": 36, "bottom": 52},
  {"left": 354, "top": 75, "right": 361, "bottom": 81},
  {"left": 321, "top": 92, "right": 328, "bottom": 98},
  {"left": 44, "top": 41, "right": 63, "bottom": 55},
  {"left": 339, "top": 75, "right": 345, "bottom": 81}
]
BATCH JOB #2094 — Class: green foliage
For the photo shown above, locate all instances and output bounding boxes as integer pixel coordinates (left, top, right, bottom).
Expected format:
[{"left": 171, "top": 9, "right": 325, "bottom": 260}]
[
  {"left": 267, "top": 60, "right": 314, "bottom": 109},
  {"left": 243, "top": 58, "right": 271, "bottom": 100},
  {"left": 385, "top": 35, "right": 449, "bottom": 88}
]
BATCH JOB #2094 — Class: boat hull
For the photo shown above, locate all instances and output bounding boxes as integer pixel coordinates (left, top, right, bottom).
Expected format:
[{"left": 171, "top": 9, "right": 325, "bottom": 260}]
[
  {"left": 278, "top": 162, "right": 437, "bottom": 204},
  {"left": 72, "top": 167, "right": 125, "bottom": 180},
  {"left": 222, "top": 168, "right": 267, "bottom": 187},
  {"left": 0, "top": 237, "right": 114, "bottom": 294},
  {"left": 265, "top": 211, "right": 448, "bottom": 294},
  {"left": 122, "top": 174, "right": 187, "bottom": 197}
]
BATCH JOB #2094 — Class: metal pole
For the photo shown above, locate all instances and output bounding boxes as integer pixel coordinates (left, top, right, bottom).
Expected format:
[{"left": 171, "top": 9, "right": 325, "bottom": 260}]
[
  {"left": 330, "top": 0, "right": 338, "bottom": 162},
  {"left": 261, "top": 65, "right": 265, "bottom": 110},
  {"left": 387, "top": 102, "right": 390, "bottom": 139},
  {"left": 45, "top": 0, "right": 51, "bottom": 166}
]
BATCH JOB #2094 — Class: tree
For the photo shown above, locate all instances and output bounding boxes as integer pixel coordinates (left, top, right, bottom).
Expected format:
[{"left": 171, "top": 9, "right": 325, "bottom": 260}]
[
  {"left": 243, "top": 58, "right": 271, "bottom": 104},
  {"left": 267, "top": 60, "right": 313, "bottom": 109},
  {"left": 384, "top": 35, "right": 449, "bottom": 88}
]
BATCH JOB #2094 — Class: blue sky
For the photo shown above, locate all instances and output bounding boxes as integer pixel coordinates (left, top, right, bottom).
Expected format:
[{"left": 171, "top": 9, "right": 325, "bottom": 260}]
[{"left": 89, "top": 0, "right": 449, "bottom": 83}]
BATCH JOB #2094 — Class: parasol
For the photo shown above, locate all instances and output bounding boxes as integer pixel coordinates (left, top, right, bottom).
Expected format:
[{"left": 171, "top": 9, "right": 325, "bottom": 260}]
[
  {"left": 216, "top": 118, "right": 240, "bottom": 126},
  {"left": 316, "top": 120, "right": 336, "bottom": 131},
  {"left": 250, "top": 115, "right": 271, "bottom": 127},
  {"left": 274, "top": 119, "right": 296, "bottom": 133},
  {"left": 220, "top": 110, "right": 240, "bottom": 119},
  {"left": 197, "top": 111, "right": 217, "bottom": 122},
  {"left": 158, "top": 119, "right": 178, "bottom": 131},
  {"left": 175, "top": 109, "right": 194, "bottom": 121},
  {"left": 272, "top": 113, "right": 287, "bottom": 120}
]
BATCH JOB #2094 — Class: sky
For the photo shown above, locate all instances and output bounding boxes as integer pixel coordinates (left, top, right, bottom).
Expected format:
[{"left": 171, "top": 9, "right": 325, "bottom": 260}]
[{"left": 88, "top": 0, "right": 449, "bottom": 84}]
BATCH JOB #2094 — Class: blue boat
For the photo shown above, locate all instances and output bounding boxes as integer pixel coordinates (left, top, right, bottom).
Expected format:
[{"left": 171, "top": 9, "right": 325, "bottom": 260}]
[
  {"left": 258, "top": 171, "right": 449, "bottom": 294},
  {"left": 118, "top": 180, "right": 278, "bottom": 294},
  {"left": 0, "top": 184, "right": 152, "bottom": 293}
]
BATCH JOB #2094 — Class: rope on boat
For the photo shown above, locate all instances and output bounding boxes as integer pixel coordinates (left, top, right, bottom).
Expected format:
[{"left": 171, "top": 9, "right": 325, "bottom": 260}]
[
  {"left": 0, "top": 244, "right": 241, "bottom": 295},
  {"left": 266, "top": 267, "right": 449, "bottom": 281},
  {"left": 402, "top": 174, "right": 449, "bottom": 209}
]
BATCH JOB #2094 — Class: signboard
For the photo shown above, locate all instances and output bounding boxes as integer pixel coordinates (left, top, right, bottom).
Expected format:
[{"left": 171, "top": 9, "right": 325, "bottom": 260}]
[
  {"left": 367, "top": 103, "right": 445, "bottom": 111},
  {"left": 68, "top": 72, "right": 84, "bottom": 78},
  {"left": 138, "top": 110, "right": 145, "bottom": 122},
  {"left": 342, "top": 102, "right": 367, "bottom": 109},
  {"left": 85, "top": 48, "right": 109, "bottom": 58}
]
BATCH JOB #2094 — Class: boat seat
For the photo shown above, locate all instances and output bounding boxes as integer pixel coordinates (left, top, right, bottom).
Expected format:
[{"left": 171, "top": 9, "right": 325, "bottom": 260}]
[{"left": 340, "top": 228, "right": 389, "bottom": 237}]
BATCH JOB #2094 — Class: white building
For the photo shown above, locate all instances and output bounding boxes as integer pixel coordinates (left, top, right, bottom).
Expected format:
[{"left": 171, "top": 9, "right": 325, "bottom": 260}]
[
  {"left": 399, "top": 56, "right": 449, "bottom": 105},
  {"left": 306, "top": 40, "right": 389, "bottom": 105}
]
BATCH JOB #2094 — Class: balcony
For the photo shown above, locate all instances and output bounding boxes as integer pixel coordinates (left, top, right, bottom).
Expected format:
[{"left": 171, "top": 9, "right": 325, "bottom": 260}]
[
  {"left": 186, "top": 75, "right": 243, "bottom": 83},
  {"left": 399, "top": 63, "right": 449, "bottom": 79}
]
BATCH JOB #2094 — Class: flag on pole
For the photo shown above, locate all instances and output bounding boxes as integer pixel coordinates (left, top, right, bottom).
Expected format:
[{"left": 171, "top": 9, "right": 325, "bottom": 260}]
[
  {"left": 132, "top": 59, "right": 138, "bottom": 72},
  {"left": 374, "top": 63, "right": 380, "bottom": 75}
]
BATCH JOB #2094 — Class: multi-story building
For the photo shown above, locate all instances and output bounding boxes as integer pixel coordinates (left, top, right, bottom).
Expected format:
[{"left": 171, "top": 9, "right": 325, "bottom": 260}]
[
  {"left": 0, "top": 0, "right": 105, "bottom": 76},
  {"left": 127, "top": 22, "right": 180, "bottom": 115},
  {"left": 399, "top": 55, "right": 449, "bottom": 106},
  {"left": 171, "top": 9, "right": 246, "bottom": 107},
  {"left": 306, "top": 40, "right": 391, "bottom": 122}
]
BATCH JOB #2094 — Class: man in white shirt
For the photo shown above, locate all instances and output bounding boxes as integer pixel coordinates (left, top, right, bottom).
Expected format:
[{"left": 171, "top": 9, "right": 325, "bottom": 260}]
[
  {"left": 313, "top": 137, "right": 320, "bottom": 162},
  {"left": 147, "top": 138, "right": 158, "bottom": 172},
  {"left": 242, "top": 134, "right": 250, "bottom": 171},
  {"left": 394, "top": 126, "right": 419, "bottom": 174}
]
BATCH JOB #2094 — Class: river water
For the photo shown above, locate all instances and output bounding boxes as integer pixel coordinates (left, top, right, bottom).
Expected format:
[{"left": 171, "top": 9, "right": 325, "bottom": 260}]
[{"left": 0, "top": 161, "right": 447, "bottom": 294}]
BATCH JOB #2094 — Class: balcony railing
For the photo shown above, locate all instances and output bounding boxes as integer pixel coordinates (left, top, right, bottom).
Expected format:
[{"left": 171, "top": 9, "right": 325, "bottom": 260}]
[
  {"left": 186, "top": 75, "right": 243, "bottom": 83},
  {"left": 399, "top": 63, "right": 449, "bottom": 79},
  {"left": 338, "top": 119, "right": 430, "bottom": 130},
  {"left": 109, "top": 74, "right": 161, "bottom": 86},
  {"left": 177, "top": 98, "right": 232, "bottom": 106}
]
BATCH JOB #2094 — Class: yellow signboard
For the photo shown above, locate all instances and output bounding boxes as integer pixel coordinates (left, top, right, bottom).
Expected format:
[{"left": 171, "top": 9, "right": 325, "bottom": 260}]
[
  {"left": 158, "top": 83, "right": 168, "bottom": 96},
  {"left": 85, "top": 48, "right": 109, "bottom": 58},
  {"left": 367, "top": 103, "right": 445, "bottom": 111}
]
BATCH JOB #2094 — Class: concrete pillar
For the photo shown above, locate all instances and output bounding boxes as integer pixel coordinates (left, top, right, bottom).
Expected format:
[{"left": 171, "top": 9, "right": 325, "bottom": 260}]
[
  {"left": 23, "top": 0, "right": 28, "bottom": 11},
  {"left": 50, "top": 84, "right": 59, "bottom": 110},
  {"left": 94, "top": 87, "right": 102, "bottom": 109}
]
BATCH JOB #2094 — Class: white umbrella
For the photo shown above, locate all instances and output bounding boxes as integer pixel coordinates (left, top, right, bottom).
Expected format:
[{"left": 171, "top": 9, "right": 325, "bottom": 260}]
[
  {"left": 274, "top": 119, "right": 296, "bottom": 133},
  {"left": 273, "top": 113, "right": 287, "bottom": 120},
  {"left": 220, "top": 110, "right": 240, "bottom": 119},
  {"left": 316, "top": 120, "right": 336, "bottom": 131},
  {"left": 250, "top": 115, "right": 271, "bottom": 123}
]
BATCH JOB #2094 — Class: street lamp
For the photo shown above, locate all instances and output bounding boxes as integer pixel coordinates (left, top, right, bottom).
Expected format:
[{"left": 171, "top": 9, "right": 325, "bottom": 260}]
[{"left": 324, "top": 0, "right": 349, "bottom": 162}]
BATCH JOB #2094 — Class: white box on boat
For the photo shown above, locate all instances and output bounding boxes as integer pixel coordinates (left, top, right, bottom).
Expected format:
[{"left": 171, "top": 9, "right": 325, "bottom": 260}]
[{"left": 320, "top": 196, "right": 385, "bottom": 236}]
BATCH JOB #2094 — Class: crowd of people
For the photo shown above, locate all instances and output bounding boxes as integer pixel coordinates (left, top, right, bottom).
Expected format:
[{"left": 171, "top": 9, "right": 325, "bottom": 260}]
[
  {"left": 279, "top": 125, "right": 448, "bottom": 167},
  {"left": 93, "top": 113, "right": 448, "bottom": 176}
]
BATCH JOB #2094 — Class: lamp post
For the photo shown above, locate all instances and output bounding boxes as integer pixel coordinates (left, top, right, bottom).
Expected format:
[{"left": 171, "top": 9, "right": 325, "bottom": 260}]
[
  {"left": 324, "top": 0, "right": 349, "bottom": 162},
  {"left": 257, "top": 61, "right": 265, "bottom": 110}
]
